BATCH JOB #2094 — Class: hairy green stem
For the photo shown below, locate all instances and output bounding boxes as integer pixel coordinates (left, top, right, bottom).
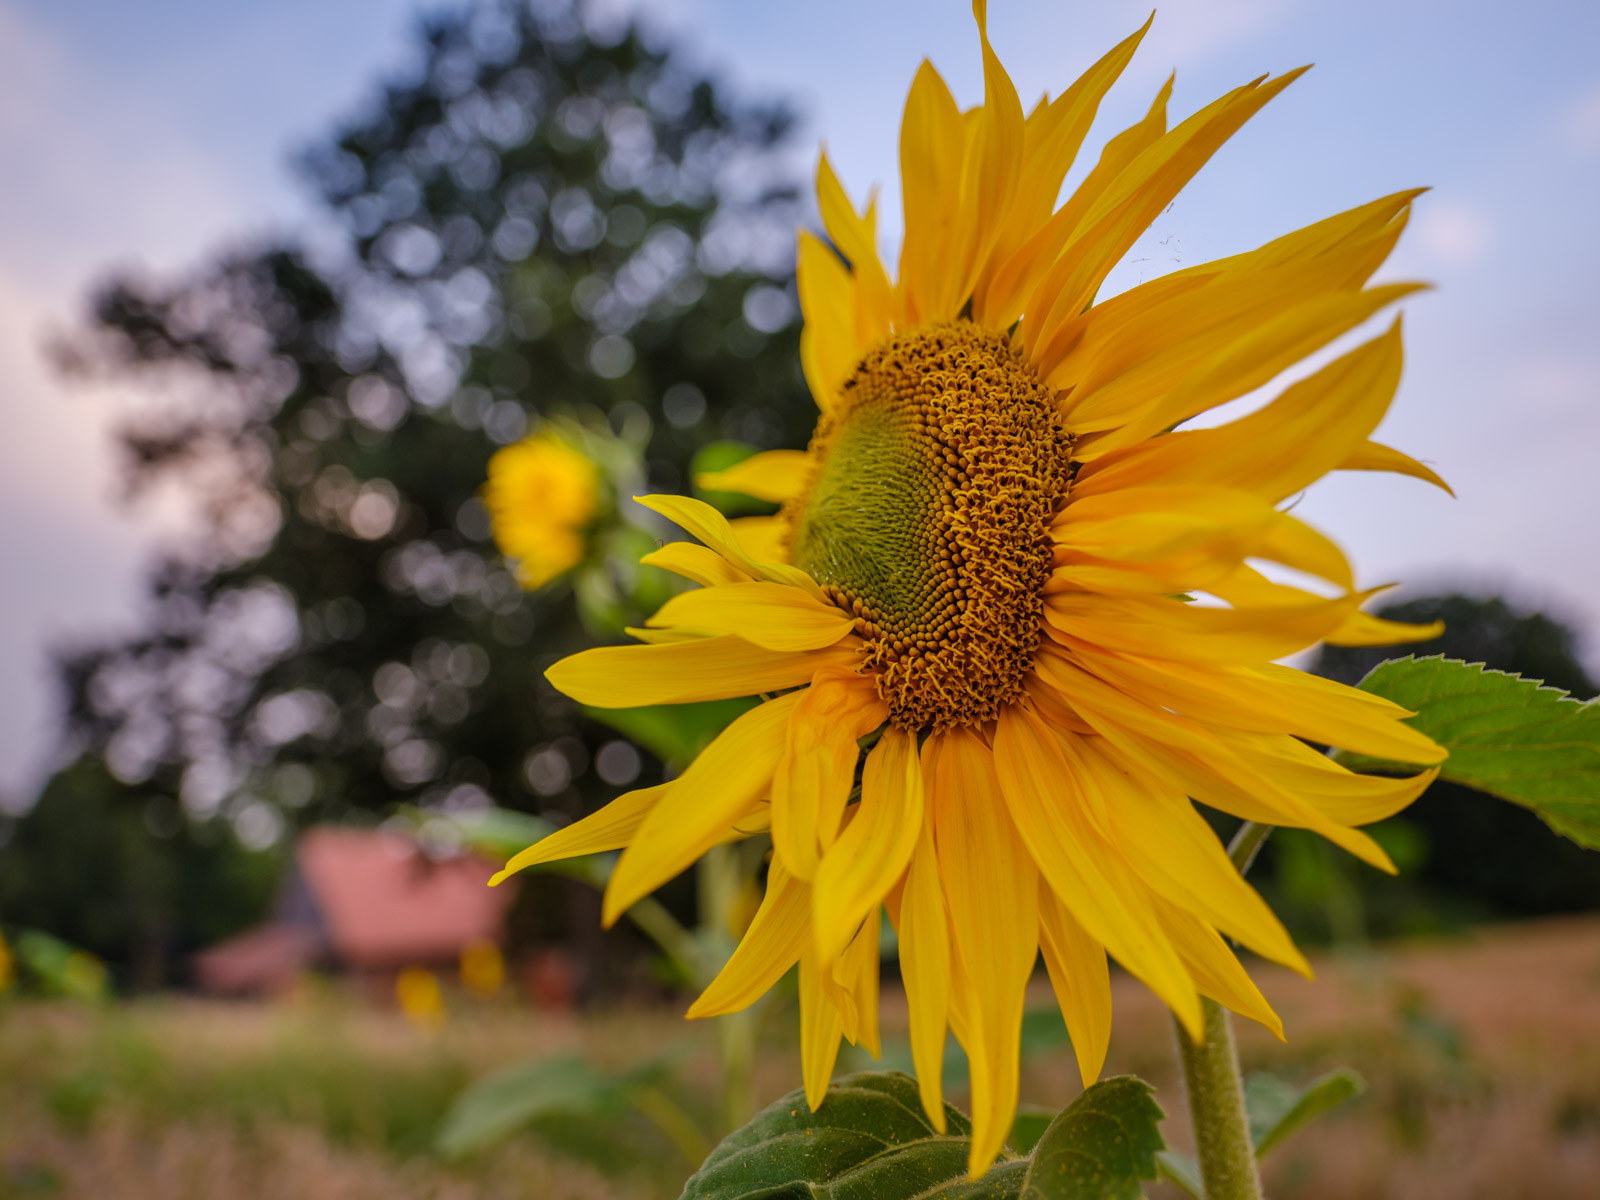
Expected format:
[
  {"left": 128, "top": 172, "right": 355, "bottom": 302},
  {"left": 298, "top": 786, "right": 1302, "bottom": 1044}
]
[
  {"left": 1170, "top": 821, "right": 1274, "bottom": 1199},
  {"left": 1175, "top": 999, "right": 1262, "bottom": 1200}
]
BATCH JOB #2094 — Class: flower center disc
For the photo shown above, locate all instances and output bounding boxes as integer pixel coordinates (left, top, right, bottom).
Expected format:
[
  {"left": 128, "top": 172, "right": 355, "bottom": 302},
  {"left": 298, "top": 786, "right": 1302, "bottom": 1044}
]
[{"left": 789, "top": 321, "right": 1074, "bottom": 729}]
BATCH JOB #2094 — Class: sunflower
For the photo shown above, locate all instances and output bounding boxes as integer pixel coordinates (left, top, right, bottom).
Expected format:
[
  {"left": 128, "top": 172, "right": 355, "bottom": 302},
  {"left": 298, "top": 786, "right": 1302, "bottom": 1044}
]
[
  {"left": 492, "top": 3, "right": 1450, "bottom": 1175},
  {"left": 484, "top": 431, "right": 601, "bottom": 588}
]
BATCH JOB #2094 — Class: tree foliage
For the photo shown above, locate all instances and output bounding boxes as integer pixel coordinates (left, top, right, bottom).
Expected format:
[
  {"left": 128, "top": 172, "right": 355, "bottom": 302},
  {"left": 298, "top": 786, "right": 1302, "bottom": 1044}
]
[{"left": 8, "top": 0, "right": 814, "bottom": 980}]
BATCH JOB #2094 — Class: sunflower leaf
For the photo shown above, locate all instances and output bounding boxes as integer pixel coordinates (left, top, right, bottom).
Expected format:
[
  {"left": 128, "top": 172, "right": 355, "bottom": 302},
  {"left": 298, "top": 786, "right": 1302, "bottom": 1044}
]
[
  {"left": 1019, "top": 1077, "right": 1165, "bottom": 1200},
  {"left": 679, "top": 1070, "right": 1017, "bottom": 1200},
  {"left": 437, "top": 1054, "right": 656, "bottom": 1159},
  {"left": 1246, "top": 1069, "right": 1365, "bottom": 1158},
  {"left": 1342, "top": 655, "right": 1600, "bottom": 850}
]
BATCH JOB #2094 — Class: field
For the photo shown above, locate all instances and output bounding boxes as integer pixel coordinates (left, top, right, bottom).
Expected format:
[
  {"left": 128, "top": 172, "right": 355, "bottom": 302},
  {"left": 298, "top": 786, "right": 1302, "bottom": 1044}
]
[{"left": 4, "top": 916, "right": 1600, "bottom": 1199}]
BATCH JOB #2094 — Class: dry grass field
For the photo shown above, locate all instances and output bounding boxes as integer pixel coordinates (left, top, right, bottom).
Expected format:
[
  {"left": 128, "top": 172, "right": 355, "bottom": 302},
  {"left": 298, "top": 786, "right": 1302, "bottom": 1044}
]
[{"left": 4, "top": 915, "right": 1600, "bottom": 1199}]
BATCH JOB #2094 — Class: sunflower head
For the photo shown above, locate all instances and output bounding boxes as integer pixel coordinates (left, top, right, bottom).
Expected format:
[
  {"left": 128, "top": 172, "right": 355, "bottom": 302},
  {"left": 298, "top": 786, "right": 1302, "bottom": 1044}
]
[
  {"left": 506, "top": 2, "right": 1455, "bottom": 1180},
  {"left": 790, "top": 321, "right": 1073, "bottom": 729}
]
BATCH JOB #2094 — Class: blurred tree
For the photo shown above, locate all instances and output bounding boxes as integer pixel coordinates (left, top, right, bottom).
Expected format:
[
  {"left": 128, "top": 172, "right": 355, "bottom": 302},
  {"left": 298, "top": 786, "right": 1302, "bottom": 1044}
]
[
  {"left": 0, "top": 757, "right": 282, "bottom": 990},
  {"left": 1257, "top": 592, "right": 1600, "bottom": 943},
  {"left": 14, "top": 0, "right": 811, "bottom": 985}
]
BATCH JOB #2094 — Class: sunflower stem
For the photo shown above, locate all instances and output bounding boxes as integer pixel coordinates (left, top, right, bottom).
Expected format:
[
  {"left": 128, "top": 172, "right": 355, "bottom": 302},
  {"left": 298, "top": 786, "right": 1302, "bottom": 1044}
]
[
  {"left": 1227, "top": 819, "right": 1273, "bottom": 875},
  {"left": 1175, "top": 999, "right": 1262, "bottom": 1200},
  {"left": 1171, "top": 820, "right": 1274, "bottom": 1200}
]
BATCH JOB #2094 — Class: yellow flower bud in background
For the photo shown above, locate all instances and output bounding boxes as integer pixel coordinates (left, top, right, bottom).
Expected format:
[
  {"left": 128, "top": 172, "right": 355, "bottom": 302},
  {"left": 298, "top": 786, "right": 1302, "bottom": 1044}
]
[
  {"left": 395, "top": 965, "right": 446, "bottom": 1031},
  {"left": 484, "top": 432, "right": 602, "bottom": 589},
  {"left": 458, "top": 938, "right": 505, "bottom": 999}
]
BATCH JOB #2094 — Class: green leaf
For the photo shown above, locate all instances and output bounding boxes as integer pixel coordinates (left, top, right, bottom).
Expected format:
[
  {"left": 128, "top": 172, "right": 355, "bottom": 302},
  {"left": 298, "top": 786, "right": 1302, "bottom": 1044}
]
[
  {"left": 585, "top": 697, "right": 756, "bottom": 769},
  {"left": 1153, "top": 1151, "right": 1202, "bottom": 1199},
  {"left": 1019, "top": 1077, "right": 1165, "bottom": 1200},
  {"left": 1344, "top": 657, "right": 1600, "bottom": 847},
  {"left": 1245, "top": 1069, "right": 1365, "bottom": 1159},
  {"left": 437, "top": 1054, "right": 653, "bottom": 1159},
  {"left": 1344, "top": 655, "right": 1600, "bottom": 849},
  {"left": 1007, "top": 1107, "right": 1057, "bottom": 1156},
  {"left": 680, "top": 1070, "right": 1024, "bottom": 1200}
]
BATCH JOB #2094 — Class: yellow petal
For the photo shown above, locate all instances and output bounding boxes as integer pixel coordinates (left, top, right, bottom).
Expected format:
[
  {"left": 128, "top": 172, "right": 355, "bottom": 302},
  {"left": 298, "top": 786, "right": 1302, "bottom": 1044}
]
[
  {"left": 1326, "top": 611, "right": 1446, "bottom": 647},
  {"left": 990, "top": 707, "right": 1201, "bottom": 1035},
  {"left": 816, "top": 150, "right": 893, "bottom": 346},
  {"left": 646, "top": 581, "right": 855, "bottom": 652},
  {"left": 771, "top": 668, "right": 889, "bottom": 880},
  {"left": 897, "top": 58, "right": 965, "bottom": 324},
  {"left": 1043, "top": 589, "right": 1369, "bottom": 664},
  {"left": 1055, "top": 222, "right": 1410, "bottom": 431},
  {"left": 639, "top": 542, "right": 751, "bottom": 588},
  {"left": 929, "top": 729, "right": 1038, "bottom": 1178},
  {"left": 1151, "top": 896, "right": 1284, "bottom": 1038},
  {"left": 974, "top": 15, "right": 1151, "bottom": 327},
  {"left": 940, "top": 0, "right": 1025, "bottom": 315},
  {"left": 1080, "top": 282, "right": 1425, "bottom": 459},
  {"left": 1074, "top": 738, "right": 1308, "bottom": 975},
  {"left": 634, "top": 492, "right": 825, "bottom": 599},
  {"left": 1254, "top": 513, "right": 1354, "bottom": 589},
  {"left": 1037, "top": 882, "right": 1111, "bottom": 1088},
  {"left": 1033, "top": 650, "right": 1398, "bottom": 871},
  {"left": 1253, "top": 663, "right": 1448, "bottom": 763},
  {"left": 1028, "top": 69, "right": 1310, "bottom": 369},
  {"left": 797, "top": 230, "right": 859, "bottom": 408},
  {"left": 833, "top": 908, "right": 883, "bottom": 1058},
  {"left": 728, "top": 515, "right": 791, "bottom": 565},
  {"left": 896, "top": 806, "right": 951, "bottom": 1131},
  {"left": 1054, "top": 632, "right": 1446, "bottom": 766},
  {"left": 799, "top": 941, "right": 845, "bottom": 1110},
  {"left": 813, "top": 726, "right": 923, "bottom": 961},
  {"left": 489, "top": 783, "right": 669, "bottom": 886},
  {"left": 1017, "top": 75, "right": 1175, "bottom": 371},
  {"left": 1075, "top": 319, "right": 1406, "bottom": 504},
  {"left": 1215, "top": 572, "right": 1444, "bottom": 658},
  {"left": 688, "top": 856, "right": 810, "bottom": 1019},
  {"left": 697, "top": 450, "right": 813, "bottom": 503},
  {"left": 547, "top": 635, "right": 861, "bottom": 707},
  {"left": 1338, "top": 439, "right": 1455, "bottom": 495},
  {"left": 604, "top": 692, "right": 801, "bottom": 924},
  {"left": 1235, "top": 731, "right": 1439, "bottom": 825}
]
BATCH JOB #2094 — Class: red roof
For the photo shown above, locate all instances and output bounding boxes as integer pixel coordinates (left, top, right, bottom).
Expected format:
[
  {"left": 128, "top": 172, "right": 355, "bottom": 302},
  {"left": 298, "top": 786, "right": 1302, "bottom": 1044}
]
[
  {"left": 193, "top": 922, "right": 321, "bottom": 995},
  {"left": 297, "top": 826, "right": 512, "bottom": 968}
]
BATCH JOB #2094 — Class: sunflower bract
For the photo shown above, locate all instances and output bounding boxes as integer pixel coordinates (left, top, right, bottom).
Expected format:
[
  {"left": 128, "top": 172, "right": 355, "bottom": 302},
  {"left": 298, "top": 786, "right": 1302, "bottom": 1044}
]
[{"left": 495, "top": 2, "right": 1449, "bottom": 1179}]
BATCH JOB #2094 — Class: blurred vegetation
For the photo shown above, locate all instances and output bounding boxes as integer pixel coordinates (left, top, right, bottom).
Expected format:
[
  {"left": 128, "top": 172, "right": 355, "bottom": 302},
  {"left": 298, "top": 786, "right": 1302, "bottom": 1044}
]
[{"left": 1, "top": 0, "right": 813, "bottom": 988}]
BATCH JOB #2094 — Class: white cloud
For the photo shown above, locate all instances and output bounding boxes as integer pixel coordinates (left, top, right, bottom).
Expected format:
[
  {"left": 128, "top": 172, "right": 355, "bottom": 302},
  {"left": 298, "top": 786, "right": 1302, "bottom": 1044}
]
[
  {"left": 1413, "top": 200, "right": 1494, "bottom": 266},
  {"left": 1564, "top": 80, "right": 1600, "bottom": 154}
]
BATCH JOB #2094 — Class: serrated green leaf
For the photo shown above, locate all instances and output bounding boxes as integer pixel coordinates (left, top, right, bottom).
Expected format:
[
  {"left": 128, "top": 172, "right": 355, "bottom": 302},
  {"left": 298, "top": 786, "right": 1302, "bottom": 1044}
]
[
  {"left": 437, "top": 1055, "right": 637, "bottom": 1159},
  {"left": 1019, "top": 1077, "right": 1165, "bottom": 1200},
  {"left": 584, "top": 697, "right": 756, "bottom": 769},
  {"left": 1246, "top": 1069, "right": 1365, "bottom": 1159},
  {"left": 680, "top": 1070, "right": 1025, "bottom": 1200},
  {"left": 1346, "top": 656, "right": 1600, "bottom": 850},
  {"left": 1153, "top": 1151, "right": 1202, "bottom": 1199}
]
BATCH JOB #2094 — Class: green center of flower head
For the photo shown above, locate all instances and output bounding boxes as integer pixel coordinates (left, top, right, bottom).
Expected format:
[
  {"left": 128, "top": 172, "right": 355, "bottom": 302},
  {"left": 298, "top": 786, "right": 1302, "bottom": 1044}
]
[{"left": 788, "top": 321, "right": 1075, "bottom": 730}]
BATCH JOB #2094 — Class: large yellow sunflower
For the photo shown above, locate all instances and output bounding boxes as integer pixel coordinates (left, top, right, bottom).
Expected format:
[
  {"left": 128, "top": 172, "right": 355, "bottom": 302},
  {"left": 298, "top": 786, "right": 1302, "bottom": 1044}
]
[{"left": 493, "top": 3, "right": 1450, "bottom": 1175}]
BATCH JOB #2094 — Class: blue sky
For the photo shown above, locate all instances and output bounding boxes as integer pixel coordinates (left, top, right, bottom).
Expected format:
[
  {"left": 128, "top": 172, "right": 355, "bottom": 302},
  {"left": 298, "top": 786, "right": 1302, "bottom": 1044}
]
[{"left": 1, "top": 0, "right": 1597, "bottom": 798}]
